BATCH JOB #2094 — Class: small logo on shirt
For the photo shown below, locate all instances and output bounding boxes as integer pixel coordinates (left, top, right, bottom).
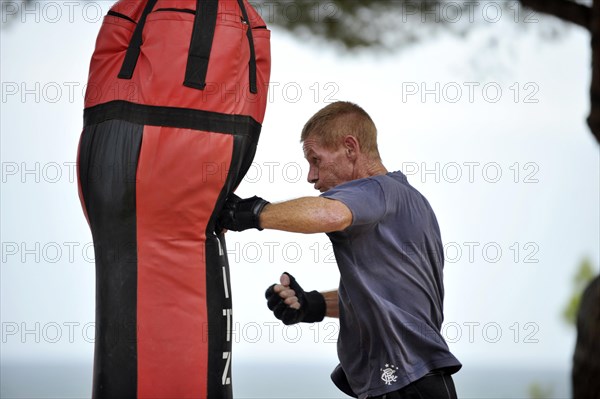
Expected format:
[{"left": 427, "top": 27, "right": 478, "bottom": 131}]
[{"left": 380, "top": 364, "right": 398, "bottom": 385}]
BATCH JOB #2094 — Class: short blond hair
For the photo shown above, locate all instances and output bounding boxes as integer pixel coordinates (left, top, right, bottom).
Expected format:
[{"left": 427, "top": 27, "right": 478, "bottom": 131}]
[{"left": 300, "top": 101, "right": 380, "bottom": 159}]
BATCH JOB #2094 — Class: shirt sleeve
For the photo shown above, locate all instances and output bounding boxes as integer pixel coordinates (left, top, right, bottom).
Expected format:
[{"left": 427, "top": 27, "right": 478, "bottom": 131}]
[{"left": 321, "top": 177, "right": 387, "bottom": 227}]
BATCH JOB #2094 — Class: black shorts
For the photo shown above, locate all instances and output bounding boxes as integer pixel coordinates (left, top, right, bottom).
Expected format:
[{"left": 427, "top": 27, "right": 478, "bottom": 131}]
[{"left": 370, "top": 370, "right": 457, "bottom": 399}]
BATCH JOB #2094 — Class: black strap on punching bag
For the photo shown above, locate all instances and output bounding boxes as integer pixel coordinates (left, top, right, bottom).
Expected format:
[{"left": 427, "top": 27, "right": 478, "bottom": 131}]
[
  {"left": 184, "top": 0, "right": 219, "bottom": 90},
  {"left": 117, "top": 0, "right": 257, "bottom": 94},
  {"left": 118, "top": 0, "right": 159, "bottom": 79},
  {"left": 236, "top": 0, "right": 257, "bottom": 94},
  {"left": 185, "top": 0, "right": 258, "bottom": 93}
]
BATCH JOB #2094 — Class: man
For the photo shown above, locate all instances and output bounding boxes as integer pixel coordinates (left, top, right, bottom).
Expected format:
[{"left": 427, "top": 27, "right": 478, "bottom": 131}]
[{"left": 219, "top": 101, "right": 461, "bottom": 399}]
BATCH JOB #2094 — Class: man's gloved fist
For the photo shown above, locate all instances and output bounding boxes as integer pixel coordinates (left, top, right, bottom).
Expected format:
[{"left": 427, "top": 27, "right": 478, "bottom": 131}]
[
  {"left": 218, "top": 194, "right": 269, "bottom": 232},
  {"left": 265, "top": 272, "right": 326, "bottom": 325}
]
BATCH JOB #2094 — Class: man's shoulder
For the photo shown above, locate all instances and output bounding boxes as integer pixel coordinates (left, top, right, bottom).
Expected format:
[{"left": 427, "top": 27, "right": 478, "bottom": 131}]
[
  {"left": 323, "top": 176, "right": 384, "bottom": 198},
  {"left": 378, "top": 170, "right": 408, "bottom": 184},
  {"left": 363, "top": 171, "right": 409, "bottom": 194},
  {"left": 325, "top": 171, "right": 407, "bottom": 195}
]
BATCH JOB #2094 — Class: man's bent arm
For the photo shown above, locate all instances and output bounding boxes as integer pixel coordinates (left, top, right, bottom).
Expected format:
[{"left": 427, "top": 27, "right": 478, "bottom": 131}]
[
  {"left": 259, "top": 197, "right": 352, "bottom": 233},
  {"left": 322, "top": 290, "right": 339, "bottom": 318}
]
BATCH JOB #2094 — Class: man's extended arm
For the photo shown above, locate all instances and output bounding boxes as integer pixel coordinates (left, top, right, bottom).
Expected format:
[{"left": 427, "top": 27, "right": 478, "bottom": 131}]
[
  {"left": 260, "top": 197, "right": 352, "bottom": 233},
  {"left": 219, "top": 194, "right": 352, "bottom": 233}
]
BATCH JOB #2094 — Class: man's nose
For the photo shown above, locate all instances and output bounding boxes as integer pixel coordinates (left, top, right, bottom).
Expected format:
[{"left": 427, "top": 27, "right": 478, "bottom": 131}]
[{"left": 307, "top": 167, "right": 318, "bottom": 184}]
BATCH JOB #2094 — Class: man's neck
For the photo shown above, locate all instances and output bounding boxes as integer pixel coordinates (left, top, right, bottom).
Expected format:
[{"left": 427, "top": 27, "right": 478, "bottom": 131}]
[{"left": 356, "top": 157, "right": 388, "bottom": 179}]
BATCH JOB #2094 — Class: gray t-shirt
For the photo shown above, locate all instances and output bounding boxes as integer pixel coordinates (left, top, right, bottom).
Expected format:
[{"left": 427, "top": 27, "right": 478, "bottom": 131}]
[{"left": 321, "top": 171, "right": 461, "bottom": 399}]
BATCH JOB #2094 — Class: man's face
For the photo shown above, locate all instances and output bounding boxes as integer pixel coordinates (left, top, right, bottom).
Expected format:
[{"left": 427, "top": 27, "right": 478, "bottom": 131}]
[{"left": 303, "top": 136, "right": 354, "bottom": 193}]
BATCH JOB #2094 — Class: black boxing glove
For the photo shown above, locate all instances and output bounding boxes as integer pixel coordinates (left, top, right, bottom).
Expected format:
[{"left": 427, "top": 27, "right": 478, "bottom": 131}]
[
  {"left": 218, "top": 194, "right": 269, "bottom": 232},
  {"left": 265, "top": 272, "right": 326, "bottom": 325}
]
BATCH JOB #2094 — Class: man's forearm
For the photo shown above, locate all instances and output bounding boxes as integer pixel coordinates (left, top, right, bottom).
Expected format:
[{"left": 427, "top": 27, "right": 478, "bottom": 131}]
[
  {"left": 322, "top": 290, "right": 339, "bottom": 318},
  {"left": 259, "top": 197, "right": 352, "bottom": 233}
]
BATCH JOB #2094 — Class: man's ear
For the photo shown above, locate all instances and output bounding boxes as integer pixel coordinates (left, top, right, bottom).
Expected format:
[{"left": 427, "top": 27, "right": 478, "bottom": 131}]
[{"left": 343, "top": 135, "right": 360, "bottom": 159}]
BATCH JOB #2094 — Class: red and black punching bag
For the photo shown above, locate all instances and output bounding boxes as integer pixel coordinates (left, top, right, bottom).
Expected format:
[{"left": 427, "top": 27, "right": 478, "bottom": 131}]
[{"left": 76, "top": 1, "right": 270, "bottom": 397}]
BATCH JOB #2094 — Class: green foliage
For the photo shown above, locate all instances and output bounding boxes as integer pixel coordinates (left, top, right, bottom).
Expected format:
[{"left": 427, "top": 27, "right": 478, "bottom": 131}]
[
  {"left": 255, "top": 0, "right": 495, "bottom": 50},
  {"left": 256, "top": 0, "right": 443, "bottom": 49},
  {"left": 528, "top": 381, "right": 553, "bottom": 399},
  {"left": 562, "top": 258, "right": 597, "bottom": 326},
  {"left": 3, "top": 0, "right": 560, "bottom": 52}
]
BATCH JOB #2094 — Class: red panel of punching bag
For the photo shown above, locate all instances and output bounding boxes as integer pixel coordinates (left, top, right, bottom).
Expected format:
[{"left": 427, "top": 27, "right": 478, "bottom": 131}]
[{"left": 76, "top": 1, "right": 270, "bottom": 397}]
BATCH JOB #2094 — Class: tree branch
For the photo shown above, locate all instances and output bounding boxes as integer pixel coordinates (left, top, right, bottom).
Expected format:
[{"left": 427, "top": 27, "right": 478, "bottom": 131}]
[
  {"left": 520, "top": 0, "right": 592, "bottom": 30},
  {"left": 587, "top": 0, "right": 600, "bottom": 143}
]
